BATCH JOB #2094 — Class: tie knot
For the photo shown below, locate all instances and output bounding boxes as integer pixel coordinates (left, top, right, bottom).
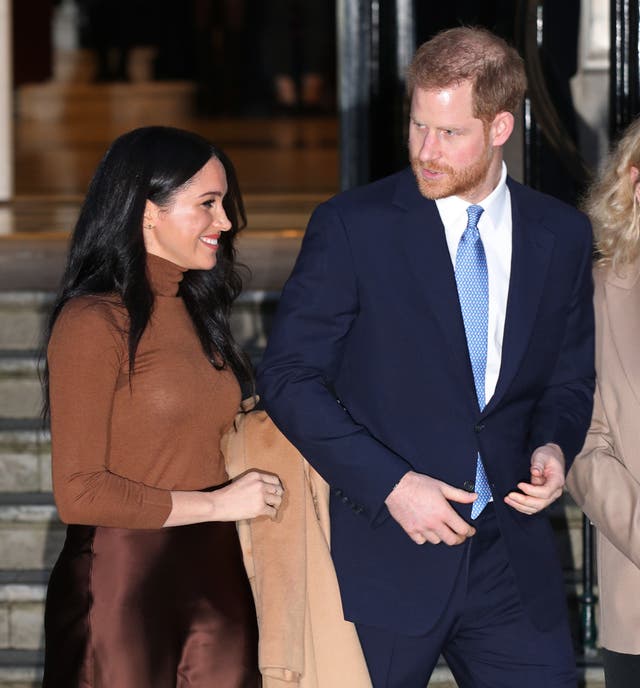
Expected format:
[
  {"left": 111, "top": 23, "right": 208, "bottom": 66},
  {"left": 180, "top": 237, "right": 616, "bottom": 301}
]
[{"left": 466, "top": 205, "right": 484, "bottom": 231}]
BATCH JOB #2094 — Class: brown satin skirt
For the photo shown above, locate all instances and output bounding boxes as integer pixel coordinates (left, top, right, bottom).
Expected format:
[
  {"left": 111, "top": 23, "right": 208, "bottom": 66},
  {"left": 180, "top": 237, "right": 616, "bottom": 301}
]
[{"left": 42, "top": 521, "right": 260, "bottom": 688}]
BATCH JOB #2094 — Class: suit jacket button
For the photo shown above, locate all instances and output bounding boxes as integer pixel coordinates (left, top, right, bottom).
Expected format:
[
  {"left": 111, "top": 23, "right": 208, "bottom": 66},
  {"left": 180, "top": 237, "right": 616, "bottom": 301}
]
[
  {"left": 474, "top": 423, "right": 485, "bottom": 432},
  {"left": 463, "top": 480, "right": 475, "bottom": 492},
  {"left": 334, "top": 488, "right": 343, "bottom": 497},
  {"left": 342, "top": 496, "right": 350, "bottom": 504}
]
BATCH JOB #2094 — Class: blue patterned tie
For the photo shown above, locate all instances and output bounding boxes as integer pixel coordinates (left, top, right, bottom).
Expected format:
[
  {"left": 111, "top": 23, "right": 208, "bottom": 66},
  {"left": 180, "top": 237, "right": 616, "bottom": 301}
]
[{"left": 454, "top": 205, "right": 492, "bottom": 519}]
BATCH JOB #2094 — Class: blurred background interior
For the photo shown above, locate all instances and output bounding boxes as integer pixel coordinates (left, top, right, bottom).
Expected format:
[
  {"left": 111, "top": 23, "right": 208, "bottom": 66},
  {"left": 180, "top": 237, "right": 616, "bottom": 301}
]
[{"left": 0, "top": 1, "right": 629, "bottom": 686}]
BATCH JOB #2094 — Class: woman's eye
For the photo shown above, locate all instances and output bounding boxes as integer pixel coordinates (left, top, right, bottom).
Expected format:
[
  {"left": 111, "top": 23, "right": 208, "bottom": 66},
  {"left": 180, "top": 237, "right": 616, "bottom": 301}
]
[{"left": 202, "top": 200, "right": 214, "bottom": 208}]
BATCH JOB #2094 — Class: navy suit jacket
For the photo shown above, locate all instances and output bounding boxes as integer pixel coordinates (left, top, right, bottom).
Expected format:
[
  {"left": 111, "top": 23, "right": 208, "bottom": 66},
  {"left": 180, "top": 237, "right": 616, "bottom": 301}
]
[{"left": 257, "top": 167, "right": 595, "bottom": 635}]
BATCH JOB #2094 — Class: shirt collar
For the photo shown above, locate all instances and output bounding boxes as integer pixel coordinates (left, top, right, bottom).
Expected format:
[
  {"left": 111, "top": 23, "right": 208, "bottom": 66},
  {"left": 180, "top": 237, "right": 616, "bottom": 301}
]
[{"left": 435, "top": 162, "right": 508, "bottom": 231}]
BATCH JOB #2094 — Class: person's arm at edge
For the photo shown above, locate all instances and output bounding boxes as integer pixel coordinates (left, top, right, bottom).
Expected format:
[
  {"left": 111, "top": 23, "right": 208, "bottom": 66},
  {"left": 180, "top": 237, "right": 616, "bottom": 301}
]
[{"left": 566, "top": 382, "right": 640, "bottom": 568}]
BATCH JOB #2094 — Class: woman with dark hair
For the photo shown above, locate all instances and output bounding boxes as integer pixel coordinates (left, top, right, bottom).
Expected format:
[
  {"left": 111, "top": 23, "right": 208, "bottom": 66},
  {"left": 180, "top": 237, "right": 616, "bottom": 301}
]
[{"left": 41, "top": 126, "right": 282, "bottom": 687}]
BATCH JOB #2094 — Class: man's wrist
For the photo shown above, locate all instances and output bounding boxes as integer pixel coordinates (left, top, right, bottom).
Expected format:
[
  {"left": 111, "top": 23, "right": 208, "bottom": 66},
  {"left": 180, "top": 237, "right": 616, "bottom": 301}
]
[{"left": 385, "top": 470, "right": 412, "bottom": 504}]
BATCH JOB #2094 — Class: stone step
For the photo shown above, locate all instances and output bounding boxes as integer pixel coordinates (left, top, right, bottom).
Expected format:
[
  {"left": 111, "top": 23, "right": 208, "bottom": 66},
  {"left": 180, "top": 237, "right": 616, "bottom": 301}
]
[
  {"left": 0, "top": 294, "right": 53, "bottom": 353},
  {"left": 16, "top": 44, "right": 200, "bottom": 126},
  {"left": 0, "top": 496, "right": 64, "bottom": 572},
  {"left": 0, "top": 431, "right": 589, "bottom": 568},
  {"left": 0, "top": 498, "right": 599, "bottom": 670},
  {"left": 0, "top": 360, "right": 41, "bottom": 421},
  {"left": 0, "top": 572, "right": 48, "bottom": 652},
  {"left": 0, "top": 574, "right": 596, "bottom": 650},
  {"left": 0, "top": 650, "right": 43, "bottom": 688},
  {"left": 0, "top": 496, "right": 600, "bottom": 675},
  {"left": 0, "top": 653, "right": 607, "bottom": 687},
  {"left": 0, "top": 289, "right": 279, "bottom": 354},
  {"left": 0, "top": 290, "right": 279, "bottom": 419},
  {"left": 17, "top": 80, "right": 197, "bottom": 124},
  {"left": 0, "top": 658, "right": 463, "bottom": 688},
  {"left": 0, "top": 431, "right": 51, "bottom": 494},
  {"left": 0, "top": 490, "right": 588, "bottom": 575}
]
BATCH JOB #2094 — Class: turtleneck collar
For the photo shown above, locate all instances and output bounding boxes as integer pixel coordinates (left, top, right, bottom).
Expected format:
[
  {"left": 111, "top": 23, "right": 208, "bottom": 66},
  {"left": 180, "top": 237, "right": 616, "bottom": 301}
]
[{"left": 146, "top": 253, "right": 187, "bottom": 297}]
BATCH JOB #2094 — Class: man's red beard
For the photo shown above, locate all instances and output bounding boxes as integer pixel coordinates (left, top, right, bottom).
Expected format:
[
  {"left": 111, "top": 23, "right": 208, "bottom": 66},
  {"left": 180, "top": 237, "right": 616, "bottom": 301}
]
[{"left": 410, "top": 151, "right": 494, "bottom": 201}]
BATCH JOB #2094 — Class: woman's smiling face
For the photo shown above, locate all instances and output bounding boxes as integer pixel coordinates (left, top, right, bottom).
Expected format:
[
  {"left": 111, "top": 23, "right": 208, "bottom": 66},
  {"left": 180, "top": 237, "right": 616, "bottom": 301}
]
[{"left": 143, "top": 157, "right": 232, "bottom": 270}]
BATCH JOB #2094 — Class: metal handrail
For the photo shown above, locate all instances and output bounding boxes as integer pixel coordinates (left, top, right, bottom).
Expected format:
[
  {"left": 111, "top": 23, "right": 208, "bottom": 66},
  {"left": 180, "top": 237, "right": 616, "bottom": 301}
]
[{"left": 580, "top": 515, "right": 598, "bottom": 656}]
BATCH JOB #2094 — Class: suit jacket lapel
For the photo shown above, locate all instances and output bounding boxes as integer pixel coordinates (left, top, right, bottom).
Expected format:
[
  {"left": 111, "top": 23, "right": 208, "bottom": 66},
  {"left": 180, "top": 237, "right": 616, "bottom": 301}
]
[
  {"left": 393, "top": 171, "right": 479, "bottom": 413},
  {"left": 484, "top": 180, "right": 555, "bottom": 413}
]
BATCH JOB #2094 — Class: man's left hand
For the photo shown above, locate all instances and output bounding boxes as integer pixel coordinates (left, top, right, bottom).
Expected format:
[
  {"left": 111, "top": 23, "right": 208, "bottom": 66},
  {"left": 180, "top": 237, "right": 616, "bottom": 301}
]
[{"left": 504, "top": 443, "right": 565, "bottom": 515}]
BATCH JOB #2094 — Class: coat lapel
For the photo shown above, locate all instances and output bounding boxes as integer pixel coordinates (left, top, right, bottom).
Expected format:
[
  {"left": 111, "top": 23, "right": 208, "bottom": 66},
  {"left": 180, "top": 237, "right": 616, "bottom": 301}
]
[
  {"left": 393, "top": 171, "right": 479, "bottom": 413},
  {"left": 604, "top": 263, "right": 640, "bottom": 407},
  {"left": 484, "top": 180, "right": 555, "bottom": 413}
]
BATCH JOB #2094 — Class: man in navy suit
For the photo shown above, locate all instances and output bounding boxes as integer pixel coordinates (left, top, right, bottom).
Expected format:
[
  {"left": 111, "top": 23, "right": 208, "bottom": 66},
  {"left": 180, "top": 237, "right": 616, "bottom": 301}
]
[{"left": 258, "top": 27, "right": 594, "bottom": 688}]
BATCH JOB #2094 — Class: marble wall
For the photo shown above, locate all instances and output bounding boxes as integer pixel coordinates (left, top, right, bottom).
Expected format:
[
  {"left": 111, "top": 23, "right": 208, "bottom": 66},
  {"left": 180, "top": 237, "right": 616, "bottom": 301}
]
[{"left": 0, "top": 0, "right": 13, "bottom": 201}]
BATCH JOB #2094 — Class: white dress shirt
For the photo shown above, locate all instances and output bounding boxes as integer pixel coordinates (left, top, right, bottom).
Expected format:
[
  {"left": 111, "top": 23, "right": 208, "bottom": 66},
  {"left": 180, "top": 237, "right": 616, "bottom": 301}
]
[{"left": 435, "top": 162, "right": 512, "bottom": 406}]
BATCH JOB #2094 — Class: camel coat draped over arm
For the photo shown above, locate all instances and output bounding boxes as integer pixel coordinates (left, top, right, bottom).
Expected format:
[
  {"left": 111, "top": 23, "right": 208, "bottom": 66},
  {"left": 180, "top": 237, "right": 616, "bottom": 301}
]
[{"left": 222, "top": 408, "right": 372, "bottom": 688}]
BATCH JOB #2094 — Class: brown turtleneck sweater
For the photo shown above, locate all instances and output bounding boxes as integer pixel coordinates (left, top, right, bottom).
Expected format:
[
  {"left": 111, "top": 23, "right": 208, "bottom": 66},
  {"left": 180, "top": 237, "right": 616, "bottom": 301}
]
[{"left": 47, "top": 254, "right": 241, "bottom": 528}]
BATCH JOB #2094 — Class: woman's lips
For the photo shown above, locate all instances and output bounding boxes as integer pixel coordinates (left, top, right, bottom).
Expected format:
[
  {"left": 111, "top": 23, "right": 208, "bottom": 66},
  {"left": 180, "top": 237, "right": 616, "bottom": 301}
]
[{"left": 200, "top": 234, "right": 220, "bottom": 249}]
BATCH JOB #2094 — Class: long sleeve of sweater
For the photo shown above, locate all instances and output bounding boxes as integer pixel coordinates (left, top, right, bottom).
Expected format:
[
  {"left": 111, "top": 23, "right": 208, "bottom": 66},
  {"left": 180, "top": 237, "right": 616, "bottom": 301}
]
[{"left": 48, "top": 298, "right": 173, "bottom": 528}]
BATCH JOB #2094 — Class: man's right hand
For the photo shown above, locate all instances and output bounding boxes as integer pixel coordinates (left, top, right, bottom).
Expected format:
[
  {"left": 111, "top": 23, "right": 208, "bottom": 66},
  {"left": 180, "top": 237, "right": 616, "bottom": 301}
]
[{"left": 385, "top": 471, "right": 477, "bottom": 545}]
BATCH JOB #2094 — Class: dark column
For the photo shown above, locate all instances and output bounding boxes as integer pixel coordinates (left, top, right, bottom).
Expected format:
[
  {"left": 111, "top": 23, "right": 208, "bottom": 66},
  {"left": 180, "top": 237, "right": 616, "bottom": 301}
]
[
  {"left": 520, "top": 0, "right": 587, "bottom": 204},
  {"left": 369, "top": 0, "right": 415, "bottom": 182},
  {"left": 610, "top": 0, "right": 640, "bottom": 137},
  {"left": 337, "top": 0, "right": 372, "bottom": 190},
  {"left": 520, "top": 1, "right": 543, "bottom": 192},
  {"left": 337, "top": 0, "right": 415, "bottom": 190}
]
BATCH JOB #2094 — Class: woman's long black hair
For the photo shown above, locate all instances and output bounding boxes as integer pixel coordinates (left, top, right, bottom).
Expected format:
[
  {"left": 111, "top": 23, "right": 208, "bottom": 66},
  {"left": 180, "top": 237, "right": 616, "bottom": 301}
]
[{"left": 42, "top": 126, "right": 252, "bottom": 416}]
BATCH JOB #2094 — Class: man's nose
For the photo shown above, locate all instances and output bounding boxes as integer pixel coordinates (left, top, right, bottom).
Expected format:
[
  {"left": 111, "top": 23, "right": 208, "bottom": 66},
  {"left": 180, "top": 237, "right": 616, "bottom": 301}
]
[{"left": 419, "top": 132, "right": 440, "bottom": 160}]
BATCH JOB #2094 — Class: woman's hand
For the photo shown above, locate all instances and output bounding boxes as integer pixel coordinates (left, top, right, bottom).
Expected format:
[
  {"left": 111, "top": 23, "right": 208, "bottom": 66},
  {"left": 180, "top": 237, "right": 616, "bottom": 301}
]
[
  {"left": 164, "top": 471, "right": 284, "bottom": 527},
  {"left": 212, "top": 470, "right": 284, "bottom": 521}
]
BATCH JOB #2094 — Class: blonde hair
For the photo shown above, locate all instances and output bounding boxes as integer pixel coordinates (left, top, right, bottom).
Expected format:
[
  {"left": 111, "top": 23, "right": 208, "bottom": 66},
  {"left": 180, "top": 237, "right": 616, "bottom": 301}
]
[
  {"left": 587, "top": 117, "right": 640, "bottom": 269},
  {"left": 406, "top": 26, "right": 526, "bottom": 122}
]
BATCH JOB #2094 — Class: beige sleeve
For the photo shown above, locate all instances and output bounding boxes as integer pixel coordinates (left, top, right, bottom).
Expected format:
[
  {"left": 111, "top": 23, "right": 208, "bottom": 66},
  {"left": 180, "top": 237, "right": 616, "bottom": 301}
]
[
  {"left": 566, "top": 263, "right": 640, "bottom": 570},
  {"left": 567, "top": 382, "right": 640, "bottom": 568},
  {"left": 48, "top": 299, "right": 172, "bottom": 528}
]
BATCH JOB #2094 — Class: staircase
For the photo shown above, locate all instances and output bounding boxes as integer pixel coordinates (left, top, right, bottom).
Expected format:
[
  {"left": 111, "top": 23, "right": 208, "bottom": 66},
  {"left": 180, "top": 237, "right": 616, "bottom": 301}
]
[
  {"left": 0, "top": 288, "right": 52, "bottom": 685},
  {"left": 0, "top": 282, "right": 284, "bottom": 686},
  {"left": 0, "top": 200, "right": 603, "bottom": 687},
  {"left": 0, "top": 288, "right": 605, "bottom": 687}
]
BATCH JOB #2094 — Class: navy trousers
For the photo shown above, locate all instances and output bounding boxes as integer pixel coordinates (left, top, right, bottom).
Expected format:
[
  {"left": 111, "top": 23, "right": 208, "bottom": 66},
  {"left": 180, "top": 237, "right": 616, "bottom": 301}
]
[{"left": 356, "top": 505, "right": 576, "bottom": 688}]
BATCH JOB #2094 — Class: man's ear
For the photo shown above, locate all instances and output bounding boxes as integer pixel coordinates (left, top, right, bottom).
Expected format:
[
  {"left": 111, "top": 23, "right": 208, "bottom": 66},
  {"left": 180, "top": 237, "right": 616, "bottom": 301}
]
[{"left": 490, "top": 111, "right": 514, "bottom": 147}]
